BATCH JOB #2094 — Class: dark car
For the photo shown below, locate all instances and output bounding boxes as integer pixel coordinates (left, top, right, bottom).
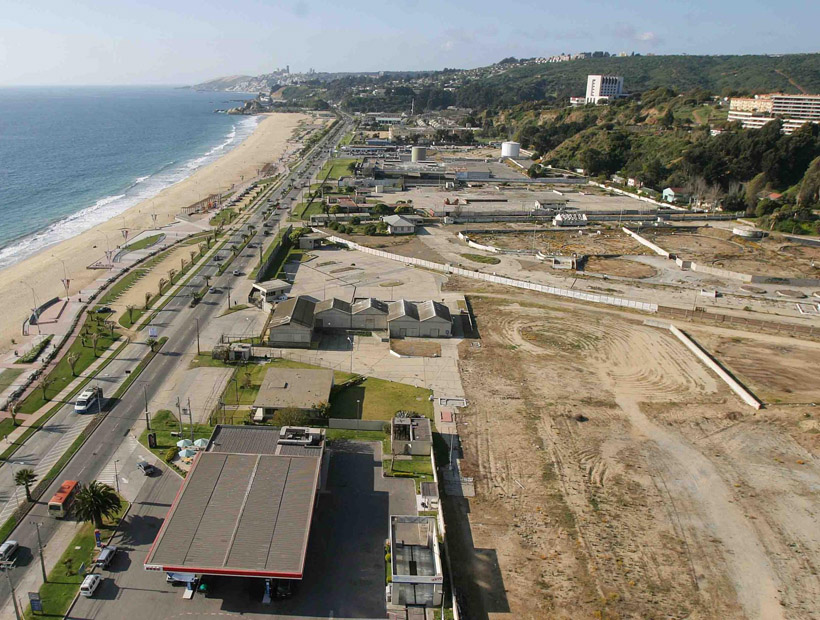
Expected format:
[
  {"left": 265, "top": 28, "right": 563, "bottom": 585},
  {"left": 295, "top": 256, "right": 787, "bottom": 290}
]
[
  {"left": 136, "top": 461, "right": 157, "bottom": 476},
  {"left": 96, "top": 306, "right": 113, "bottom": 314}
]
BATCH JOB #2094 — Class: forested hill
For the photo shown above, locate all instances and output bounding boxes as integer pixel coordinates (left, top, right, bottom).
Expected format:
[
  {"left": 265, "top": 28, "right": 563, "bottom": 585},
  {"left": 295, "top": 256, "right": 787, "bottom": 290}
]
[{"left": 452, "top": 54, "right": 820, "bottom": 110}]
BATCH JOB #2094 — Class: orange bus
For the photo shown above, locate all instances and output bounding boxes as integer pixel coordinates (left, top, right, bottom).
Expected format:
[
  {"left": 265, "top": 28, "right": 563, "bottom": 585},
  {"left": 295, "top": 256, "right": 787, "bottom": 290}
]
[{"left": 48, "top": 480, "right": 79, "bottom": 518}]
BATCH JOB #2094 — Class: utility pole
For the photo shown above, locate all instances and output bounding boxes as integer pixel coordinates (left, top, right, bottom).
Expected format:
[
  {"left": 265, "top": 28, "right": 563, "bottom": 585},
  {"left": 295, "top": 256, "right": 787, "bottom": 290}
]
[
  {"left": 31, "top": 521, "right": 47, "bottom": 583},
  {"left": 113, "top": 459, "right": 120, "bottom": 494},
  {"left": 195, "top": 318, "right": 200, "bottom": 355},
  {"left": 0, "top": 562, "right": 22, "bottom": 620},
  {"left": 227, "top": 287, "right": 231, "bottom": 309},
  {"left": 143, "top": 384, "right": 150, "bottom": 430}
]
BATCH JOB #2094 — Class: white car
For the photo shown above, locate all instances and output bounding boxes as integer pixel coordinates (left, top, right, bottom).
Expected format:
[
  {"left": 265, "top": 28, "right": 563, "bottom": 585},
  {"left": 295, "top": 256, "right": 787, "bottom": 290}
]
[
  {"left": 0, "top": 540, "right": 18, "bottom": 561},
  {"left": 80, "top": 574, "right": 102, "bottom": 597}
]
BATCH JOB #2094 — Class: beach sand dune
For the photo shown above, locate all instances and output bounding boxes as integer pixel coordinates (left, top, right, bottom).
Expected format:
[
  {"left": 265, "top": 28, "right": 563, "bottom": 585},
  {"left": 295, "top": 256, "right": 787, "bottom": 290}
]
[{"left": 0, "top": 112, "right": 310, "bottom": 355}]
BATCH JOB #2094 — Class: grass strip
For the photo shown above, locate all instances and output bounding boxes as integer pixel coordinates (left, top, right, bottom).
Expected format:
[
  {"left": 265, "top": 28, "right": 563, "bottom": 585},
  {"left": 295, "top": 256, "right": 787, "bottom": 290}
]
[
  {"left": 17, "top": 316, "right": 120, "bottom": 414},
  {"left": 23, "top": 499, "right": 128, "bottom": 619},
  {"left": 122, "top": 233, "right": 163, "bottom": 252},
  {"left": 460, "top": 253, "right": 501, "bottom": 265},
  {"left": 0, "top": 368, "right": 24, "bottom": 391},
  {"left": 96, "top": 269, "right": 148, "bottom": 306}
]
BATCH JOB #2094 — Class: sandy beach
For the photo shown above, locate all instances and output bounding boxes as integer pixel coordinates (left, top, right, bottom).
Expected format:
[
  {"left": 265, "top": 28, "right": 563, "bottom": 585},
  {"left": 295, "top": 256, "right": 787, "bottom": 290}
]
[{"left": 0, "top": 112, "right": 310, "bottom": 355}]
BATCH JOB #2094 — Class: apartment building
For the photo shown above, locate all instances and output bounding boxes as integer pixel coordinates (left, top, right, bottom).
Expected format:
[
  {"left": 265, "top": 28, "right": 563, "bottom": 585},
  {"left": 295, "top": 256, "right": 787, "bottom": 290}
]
[
  {"left": 728, "top": 93, "right": 820, "bottom": 134},
  {"left": 585, "top": 75, "right": 624, "bottom": 104}
]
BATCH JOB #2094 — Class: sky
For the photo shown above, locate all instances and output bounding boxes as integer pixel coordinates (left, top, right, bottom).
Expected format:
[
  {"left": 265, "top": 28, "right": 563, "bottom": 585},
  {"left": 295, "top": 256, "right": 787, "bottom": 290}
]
[{"left": 0, "top": 0, "right": 816, "bottom": 85}]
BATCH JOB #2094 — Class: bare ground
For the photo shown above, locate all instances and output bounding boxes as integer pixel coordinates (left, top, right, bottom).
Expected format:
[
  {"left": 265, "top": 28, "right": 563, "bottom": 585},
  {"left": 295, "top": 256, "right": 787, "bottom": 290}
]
[
  {"left": 447, "top": 291, "right": 820, "bottom": 619},
  {"left": 470, "top": 229, "right": 652, "bottom": 256},
  {"left": 583, "top": 257, "right": 659, "bottom": 279}
]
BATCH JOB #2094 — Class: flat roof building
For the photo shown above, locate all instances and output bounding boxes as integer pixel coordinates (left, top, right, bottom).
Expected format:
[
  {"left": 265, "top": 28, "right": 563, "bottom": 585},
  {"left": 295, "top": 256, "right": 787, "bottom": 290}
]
[
  {"left": 145, "top": 425, "right": 326, "bottom": 581},
  {"left": 391, "top": 415, "right": 433, "bottom": 456},
  {"left": 253, "top": 368, "right": 334, "bottom": 417}
]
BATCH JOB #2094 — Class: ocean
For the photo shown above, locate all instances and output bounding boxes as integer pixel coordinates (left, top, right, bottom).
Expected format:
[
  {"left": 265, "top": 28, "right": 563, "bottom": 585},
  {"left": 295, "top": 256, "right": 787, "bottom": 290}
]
[{"left": 0, "top": 86, "right": 257, "bottom": 269}]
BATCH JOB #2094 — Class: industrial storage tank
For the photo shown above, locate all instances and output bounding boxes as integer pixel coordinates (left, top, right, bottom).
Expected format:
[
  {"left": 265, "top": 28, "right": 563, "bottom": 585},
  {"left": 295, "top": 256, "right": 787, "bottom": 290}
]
[
  {"left": 501, "top": 141, "right": 521, "bottom": 158},
  {"left": 411, "top": 146, "right": 427, "bottom": 162}
]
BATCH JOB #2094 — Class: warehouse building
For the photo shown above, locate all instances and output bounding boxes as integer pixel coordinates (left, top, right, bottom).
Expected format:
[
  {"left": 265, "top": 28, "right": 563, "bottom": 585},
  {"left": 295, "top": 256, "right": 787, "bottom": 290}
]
[
  {"left": 314, "top": 298, "right": 353, "bottom": 330},
  {"left": 144, "top": 426, "right": 325, "bottom": 588},
  {"left": 267, "top": 296, "right": 316, "bottom": 348},
  {"left": 351, "top": 298, "right": 389, "bottom": 330}
]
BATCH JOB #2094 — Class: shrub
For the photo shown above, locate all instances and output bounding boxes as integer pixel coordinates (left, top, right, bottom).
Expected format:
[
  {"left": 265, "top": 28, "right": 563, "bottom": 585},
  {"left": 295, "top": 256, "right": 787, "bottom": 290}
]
[{"left": 164, "top": 447, "right": 177, "bottom": 463}]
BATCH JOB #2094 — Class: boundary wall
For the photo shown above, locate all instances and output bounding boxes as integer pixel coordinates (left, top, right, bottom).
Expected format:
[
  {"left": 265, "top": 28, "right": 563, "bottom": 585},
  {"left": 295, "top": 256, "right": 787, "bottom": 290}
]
[
  {"left": 622, "top": 227, "right": 671, "bottom": 258},
  {"left": 323, "top": 234, "right": 658, "bottom": 313}
]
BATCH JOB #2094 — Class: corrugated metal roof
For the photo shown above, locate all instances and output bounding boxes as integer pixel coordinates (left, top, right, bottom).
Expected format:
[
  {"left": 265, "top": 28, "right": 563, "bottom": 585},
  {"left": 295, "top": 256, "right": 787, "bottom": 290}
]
[
  {"left": 208, "top": 425, "right": 282, "bottom": 455},
  {"left": 146, "top": 452, "right": 322, "bottom": 577},
  {"left": 417, "top": 300, "right": 451, "bottom": 322},
  {"left": 388, "top": 299, "right": 419, "bottom": 322},
  {"left": 352, "top": 298, "right": 388, "bottom": 315},
  {"left": 314, "top": 298, "right": 351, "bottom": 314},
  {"left": 269, "top": 296, "right": 315, "bottom": 329}
]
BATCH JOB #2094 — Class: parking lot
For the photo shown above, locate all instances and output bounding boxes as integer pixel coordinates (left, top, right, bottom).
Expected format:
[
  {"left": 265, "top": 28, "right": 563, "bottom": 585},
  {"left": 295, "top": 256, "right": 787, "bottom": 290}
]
[{"left": 68, "top": 441, "right": 415, "bottom": 619}]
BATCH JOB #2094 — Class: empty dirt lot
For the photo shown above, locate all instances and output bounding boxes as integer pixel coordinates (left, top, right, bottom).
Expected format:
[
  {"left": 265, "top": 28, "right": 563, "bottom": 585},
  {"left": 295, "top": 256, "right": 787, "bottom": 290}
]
[
  {"left": 645, "top": 228, "right": 820, "bottom": 278},
  {"left": 446, "top": 289, "right": 820, "bottom": 619},
  {"left": 470, "top": 228, "right": 652, "bottom": 256},
  {"left": 582, "top": 256, "right": 659, "bottom": 278}
]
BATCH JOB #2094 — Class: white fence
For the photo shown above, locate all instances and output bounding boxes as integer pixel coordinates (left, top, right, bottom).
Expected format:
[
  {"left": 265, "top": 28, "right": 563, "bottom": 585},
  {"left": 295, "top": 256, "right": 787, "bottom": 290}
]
[
  {"left": 622, "top": 227, "right": 671, "bottom": 258},
  {"left": 323, "top": 234, "right": 658, "bottom": 313}
]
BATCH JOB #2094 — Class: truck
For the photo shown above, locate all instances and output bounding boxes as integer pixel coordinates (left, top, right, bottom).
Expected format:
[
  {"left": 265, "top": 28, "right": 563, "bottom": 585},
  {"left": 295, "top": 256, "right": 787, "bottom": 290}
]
[{"left": 74, "top": 386, "right": 103, "bottom": 413}]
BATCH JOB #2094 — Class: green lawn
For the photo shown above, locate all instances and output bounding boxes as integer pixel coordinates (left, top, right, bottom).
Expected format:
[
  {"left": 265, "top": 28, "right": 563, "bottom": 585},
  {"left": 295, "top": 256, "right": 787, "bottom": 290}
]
[
  {"left": 0, "top": 368, "right": 23, "bottom": 392},
  {"left": 460, "top": 253, "right": 501, "bottom": 265},
  {"left": 250, "top": 229, "right": 286, "bottom": 278},
  {"left": 293, "top": 200, "right": 323, "bottom": 220},
  {"left": 17, "top": 316, "right": 120, "bottom": 414},
  {"left": 329, "top": 377, "right": 433, "bottom": 421},
  {"left": 97, "top": 268, "right": 147, "bottom": 305},
  {"left": 24, "top": 498, "right": 127, "bottom": 619},
  {"left": 122, "top": 233, "right": 163, "bottom": 252},
  {"left": 139, "top": 409, "right": 215, "bottom": 464},
  {"left": 209, "top": 208, "right": 237, "bottom": 227},
  {"left": 320, "top": 158, "right": 358, "bottom": 179}
]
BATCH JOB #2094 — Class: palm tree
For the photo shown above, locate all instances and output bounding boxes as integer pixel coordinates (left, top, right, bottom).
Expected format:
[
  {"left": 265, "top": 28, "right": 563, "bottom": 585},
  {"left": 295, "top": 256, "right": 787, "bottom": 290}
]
[
  {"left": 67, "top": 351, "right": 80, "bottom": 377},
  {"left": 13, "top": 468, "right": 37, "bottom": 502},
  {"left": 91, "top": 332, "right": 100, "bottom": 357},
  {"left": 168, "top": 268, "right": 177, "bottom": 284},
  {"left": 157, "top": 277, "right": 168, "bottom": 297},
  {"left": 144, "top": 291, "right": 152, "bottom": 310},
  {"left": 126, "top": 305, "right": 136, "bottom": 325},
  {"left": 190, "top": 250, "right": 196, "bottom": 265},
  {"left": 203, "top": 275, "right": 211, "bottom": 288},
  {"left": 73, "top": 481, "right": 121, "bottom": 528}
]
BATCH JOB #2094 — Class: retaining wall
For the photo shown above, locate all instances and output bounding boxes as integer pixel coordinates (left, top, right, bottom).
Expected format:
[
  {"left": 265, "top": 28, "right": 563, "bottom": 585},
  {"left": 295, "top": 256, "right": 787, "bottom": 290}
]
[
  {"left": 457, "top": 232, "right": 500, "bottom": 254},
  {"left": 622, "top": 227, "right": 671, "bottom": 258},
  {"left": 668, "top": 325, "right": 762, "bottom": 409},
  {"left": 322, "top": 234, "right": 658, "bottom": 313}
]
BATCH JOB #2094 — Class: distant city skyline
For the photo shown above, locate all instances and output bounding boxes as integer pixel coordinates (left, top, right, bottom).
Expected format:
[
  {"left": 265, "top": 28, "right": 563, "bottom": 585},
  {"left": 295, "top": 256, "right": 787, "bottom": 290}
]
[{"left": 0, "top": 0, "right": 816, "bottom": 85}]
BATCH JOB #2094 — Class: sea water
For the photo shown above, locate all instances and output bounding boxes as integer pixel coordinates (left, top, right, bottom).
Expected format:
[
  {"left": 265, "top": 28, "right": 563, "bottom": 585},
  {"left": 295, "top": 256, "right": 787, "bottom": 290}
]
[{"left": 0, "top": 86, "right": 257, "bottom": 269}]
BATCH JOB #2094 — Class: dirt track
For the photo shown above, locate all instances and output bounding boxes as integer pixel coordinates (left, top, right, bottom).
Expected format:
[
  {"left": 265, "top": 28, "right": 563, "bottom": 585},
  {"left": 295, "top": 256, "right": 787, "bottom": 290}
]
[{"left": 448, "top": 292, "right": 820, "bottom": 619}]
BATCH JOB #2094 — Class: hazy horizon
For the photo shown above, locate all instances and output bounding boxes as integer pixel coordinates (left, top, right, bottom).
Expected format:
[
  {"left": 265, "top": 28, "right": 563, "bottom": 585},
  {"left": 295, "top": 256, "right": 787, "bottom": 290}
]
[{"left": 1, "top": 0, "right": 817, "bottom": 86}]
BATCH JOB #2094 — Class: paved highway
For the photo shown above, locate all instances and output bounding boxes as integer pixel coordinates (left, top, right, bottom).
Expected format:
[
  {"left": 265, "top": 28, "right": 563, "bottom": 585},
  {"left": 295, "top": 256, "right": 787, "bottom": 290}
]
[{"left": 0, "top": 114, "right": 350, "bottom": 611}]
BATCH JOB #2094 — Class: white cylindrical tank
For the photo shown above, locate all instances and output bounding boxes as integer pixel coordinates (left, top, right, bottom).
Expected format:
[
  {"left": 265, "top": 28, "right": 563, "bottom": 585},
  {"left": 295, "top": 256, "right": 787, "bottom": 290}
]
[
  {"left": 501, "top": 141, "right": 520, "bottom": 158},
  {"left": 411, "top": 146, "right": 427, "bottom": 162}
]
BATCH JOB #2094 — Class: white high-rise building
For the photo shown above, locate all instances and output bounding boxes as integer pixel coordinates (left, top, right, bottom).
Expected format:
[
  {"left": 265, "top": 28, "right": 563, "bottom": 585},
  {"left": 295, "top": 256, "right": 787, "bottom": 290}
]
[{"left": 585, "top": 75, "right": 624, "bottom": 104}]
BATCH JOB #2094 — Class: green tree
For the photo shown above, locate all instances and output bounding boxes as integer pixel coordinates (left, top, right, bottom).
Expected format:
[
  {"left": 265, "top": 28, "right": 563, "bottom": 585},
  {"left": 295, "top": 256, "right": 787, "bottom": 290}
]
[
  {"left": 372, "top": 203, "right": 390, "bottom": 215},
  {"left": 40, "top": 375, "right": 55, "bottom": 400},
  {"left": 364, "top": 224, "right": 377, "bottom": 235},
  {"left": 67, "top": 352, "right": 80, "bottom": 377},
  {"left": 73, "top": 481, "right": 121, "bottom": 528},
  {"left": 13, "top": 468, "right": 37, "bottom": 502},
  {"left": 272, "top": 407, "right": 310, "bottom": 427},
  {"left": 660, "top": 108, "right": 675, "bottom": 128}
]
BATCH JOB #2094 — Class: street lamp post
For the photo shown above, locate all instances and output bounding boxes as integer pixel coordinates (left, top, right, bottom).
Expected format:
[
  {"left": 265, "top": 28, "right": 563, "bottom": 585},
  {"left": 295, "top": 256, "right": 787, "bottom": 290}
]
[
  {"left": 143, "top": 384, "right": 150, "bottom": 430},
  {"left": 195, "top": 318, "right": 200, "bottom": 355}
]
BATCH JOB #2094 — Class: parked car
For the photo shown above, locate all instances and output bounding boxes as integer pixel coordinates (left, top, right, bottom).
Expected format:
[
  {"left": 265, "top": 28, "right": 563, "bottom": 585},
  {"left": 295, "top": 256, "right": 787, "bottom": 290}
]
[
  {"left": 136, "top": 461, "right": 156, "bottom": 476},
  {"left": 95, "top": 306, "right": 113, "bottom": 314},
  {"left": 232, "top": 270, "right": 241, "bottom": 276},
  {"left": 0, "top": 540, "right": 19, "bottom": 561},
  {"left": 95, "top": 545, "right": 118, "bottom": 568},
  {"left": 80, "top": 574, "right": 102, "bottom": 597},
  {"left": 208, "top": 287, "right": 217, "bottom": 294}
]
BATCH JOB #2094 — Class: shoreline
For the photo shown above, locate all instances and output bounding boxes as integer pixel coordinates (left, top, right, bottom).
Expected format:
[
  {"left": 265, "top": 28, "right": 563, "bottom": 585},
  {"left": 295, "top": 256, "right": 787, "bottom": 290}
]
[{"left": 0, "top": 112, "right": 309, "bottom": 354}]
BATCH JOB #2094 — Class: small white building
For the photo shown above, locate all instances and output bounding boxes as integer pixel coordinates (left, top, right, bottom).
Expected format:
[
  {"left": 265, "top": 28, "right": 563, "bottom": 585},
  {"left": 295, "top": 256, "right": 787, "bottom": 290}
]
[
  {"left": 552, "top": 213, "right": 588, "bottom": 227},
  {"left": 382, "top": 214, "right": 416, "bottom": 235},
  {"left": 662, "top": 187, "right": 690, "bottom": 204}
]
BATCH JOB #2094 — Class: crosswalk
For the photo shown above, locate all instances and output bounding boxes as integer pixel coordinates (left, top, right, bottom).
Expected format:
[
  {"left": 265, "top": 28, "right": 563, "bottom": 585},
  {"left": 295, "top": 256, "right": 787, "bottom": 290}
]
[{"left": 0, "top": 412, "right": 93, "bottom": 523}]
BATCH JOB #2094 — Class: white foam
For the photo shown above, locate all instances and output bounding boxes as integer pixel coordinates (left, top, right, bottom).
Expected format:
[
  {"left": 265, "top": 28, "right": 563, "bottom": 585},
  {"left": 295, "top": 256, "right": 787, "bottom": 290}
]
[{"left": 0, "top": 115, "right": 260, "bottom": 270}]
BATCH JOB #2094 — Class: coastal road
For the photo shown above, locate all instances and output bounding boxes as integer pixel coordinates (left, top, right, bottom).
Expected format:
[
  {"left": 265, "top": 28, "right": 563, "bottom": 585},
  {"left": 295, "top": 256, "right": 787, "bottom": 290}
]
[{"left": 0, "top": 114, "right": 349, "bottom": 612}]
